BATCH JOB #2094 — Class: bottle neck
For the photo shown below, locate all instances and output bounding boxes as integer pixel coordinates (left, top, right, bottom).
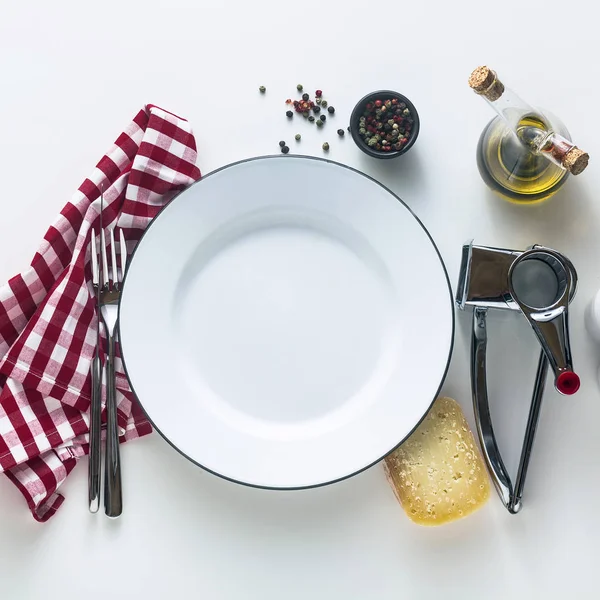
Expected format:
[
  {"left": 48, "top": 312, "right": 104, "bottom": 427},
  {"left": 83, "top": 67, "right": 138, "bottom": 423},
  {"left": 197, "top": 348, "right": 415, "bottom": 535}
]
[
  {"left": 517, "top": 125, "right": 582, "bottom": 172},
  {"left": 483, "top": 87, "right": 546, "bottom": 132}
]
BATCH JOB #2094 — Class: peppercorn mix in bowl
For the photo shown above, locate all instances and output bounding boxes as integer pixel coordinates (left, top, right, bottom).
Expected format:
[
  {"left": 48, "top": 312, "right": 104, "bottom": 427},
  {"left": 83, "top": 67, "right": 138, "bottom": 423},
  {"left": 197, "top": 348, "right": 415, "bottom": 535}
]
[{"left": 350, "top": 90, "right": 420, "bottom": 159}]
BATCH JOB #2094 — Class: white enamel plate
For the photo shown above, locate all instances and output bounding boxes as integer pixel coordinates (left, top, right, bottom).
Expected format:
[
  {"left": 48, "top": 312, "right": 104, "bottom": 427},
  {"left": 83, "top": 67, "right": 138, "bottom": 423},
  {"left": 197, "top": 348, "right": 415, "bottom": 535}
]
[{"left": 119, "top": 156, "right": 454, "bottom": 489}]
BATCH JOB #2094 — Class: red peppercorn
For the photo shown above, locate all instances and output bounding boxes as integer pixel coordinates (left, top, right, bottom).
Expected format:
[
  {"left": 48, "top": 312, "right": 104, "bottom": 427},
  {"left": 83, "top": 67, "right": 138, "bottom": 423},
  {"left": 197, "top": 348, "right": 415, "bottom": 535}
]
[
  {"left": 383, "top": 146, "right": 390, "bottom": 151},
  {"left": 286, "top": 99, "right": 292, "bottom": 104},
  {"left": 366, "top": 102, "right": 373, "bottom": 110},
  {"left": 316, "top": 90, "right": 323, "bottom": 98},
  {"left": 374, "top": 100, "right": 382, "bottom": 108}
]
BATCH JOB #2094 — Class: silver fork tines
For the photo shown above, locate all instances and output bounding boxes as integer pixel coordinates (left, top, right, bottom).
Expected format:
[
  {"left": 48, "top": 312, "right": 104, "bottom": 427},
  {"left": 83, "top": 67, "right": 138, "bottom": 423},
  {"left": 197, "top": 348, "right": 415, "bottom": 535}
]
[{"left": 99, "top": 225, "right": 127, "bottom": 518}]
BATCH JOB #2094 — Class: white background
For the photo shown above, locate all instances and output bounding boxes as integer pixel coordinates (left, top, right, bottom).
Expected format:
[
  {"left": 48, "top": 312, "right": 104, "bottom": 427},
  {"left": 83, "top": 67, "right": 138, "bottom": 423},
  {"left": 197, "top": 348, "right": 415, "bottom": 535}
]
[{"left": 1, "top": 1, "right": 599, "bottom": 598}]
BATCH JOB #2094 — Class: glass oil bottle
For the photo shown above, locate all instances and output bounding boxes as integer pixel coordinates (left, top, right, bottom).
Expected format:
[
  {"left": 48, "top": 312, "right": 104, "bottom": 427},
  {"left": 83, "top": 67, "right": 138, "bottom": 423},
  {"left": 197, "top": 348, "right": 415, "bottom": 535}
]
[{"left": 469, "top": 66, "right": 589, "bottom": 204}]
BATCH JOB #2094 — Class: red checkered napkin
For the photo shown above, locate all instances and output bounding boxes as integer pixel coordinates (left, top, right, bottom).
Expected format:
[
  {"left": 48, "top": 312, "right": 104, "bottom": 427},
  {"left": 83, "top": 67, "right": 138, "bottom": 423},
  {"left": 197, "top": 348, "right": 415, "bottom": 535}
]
[{"left": 0, "top": 105, "right": 201, "bottom": 521}]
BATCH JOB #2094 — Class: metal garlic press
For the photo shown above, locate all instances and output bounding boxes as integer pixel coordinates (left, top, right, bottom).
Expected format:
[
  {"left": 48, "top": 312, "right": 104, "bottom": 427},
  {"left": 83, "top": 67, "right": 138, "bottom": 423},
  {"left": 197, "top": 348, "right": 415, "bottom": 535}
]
[{"left": 456, "top": 241, "right": 579, "bottom": 513}]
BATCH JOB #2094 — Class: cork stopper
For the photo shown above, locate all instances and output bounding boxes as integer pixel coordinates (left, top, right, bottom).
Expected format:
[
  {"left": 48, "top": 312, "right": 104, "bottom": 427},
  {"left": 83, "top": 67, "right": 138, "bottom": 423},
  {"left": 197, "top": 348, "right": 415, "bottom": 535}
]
[
  {"left": 469, "top": 66, "right": 505, "bottom": 102},
  {"left": 563, "top": 147, "right": 589, "bottom": 175}
]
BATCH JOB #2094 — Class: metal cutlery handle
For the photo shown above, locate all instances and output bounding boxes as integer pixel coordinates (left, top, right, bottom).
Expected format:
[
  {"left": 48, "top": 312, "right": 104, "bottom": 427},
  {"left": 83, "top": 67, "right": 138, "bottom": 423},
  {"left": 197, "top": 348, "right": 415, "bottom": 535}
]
[
  {"left": 87, "top": 352, "right": 102, "bottom": 513},
  {"left": 104, "top": 333, "right": 123, "bottom": 518},
  {"left": 471, "top": 308, "right": 514, "bottom": 511}
]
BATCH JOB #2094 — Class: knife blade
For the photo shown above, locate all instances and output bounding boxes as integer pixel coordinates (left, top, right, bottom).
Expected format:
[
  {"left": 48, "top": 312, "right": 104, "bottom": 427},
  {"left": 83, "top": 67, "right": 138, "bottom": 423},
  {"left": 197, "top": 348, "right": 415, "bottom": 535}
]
[{"left": 88, "top": 189, "right": 104, "bottom": 513}]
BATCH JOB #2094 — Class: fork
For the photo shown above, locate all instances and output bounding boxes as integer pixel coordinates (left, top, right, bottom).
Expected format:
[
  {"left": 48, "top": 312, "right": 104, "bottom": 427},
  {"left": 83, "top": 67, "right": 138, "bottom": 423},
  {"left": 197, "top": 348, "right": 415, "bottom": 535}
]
[{"left": 99, "top": 225, "right": 127, "bottom": 518}]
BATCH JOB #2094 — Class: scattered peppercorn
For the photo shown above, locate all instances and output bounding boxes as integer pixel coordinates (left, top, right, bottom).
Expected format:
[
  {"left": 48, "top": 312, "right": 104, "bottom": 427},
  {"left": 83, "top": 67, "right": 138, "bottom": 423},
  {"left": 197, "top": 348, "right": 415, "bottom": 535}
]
[
  {"left": 337, "top": 128, "right": 345, "bottom": 136},
  {"left": 327, "top": 106, "right": 335, "bottom": 114},
  {"left": 279, "top": 140, "right": 286, "bottom": 147},
  {"left": 322, "top": 142, "right": 330, "bottom": 151},
  {"left": 297, "top": 84, "right": 303, "bottom": 91},
  {"left": 320, "top": 114, "right": 326, "bottom": 122},
  {"left": 308, "top": 115, "right": 315, "bottom": 122},
  {"left": 315, "top": 90, "right": 323, "bottom": 98},
  {"left": 286, "top": 110, "right": 293, "bottom": 118},
  {"left": 316, "top": 119, "right": 324, "bottom": 127},
  {"left": 316, "top": 98, "right": 322, "bottom": 105},
  {"left": 321, "top": 100, "right": 328, "bottom": 108},
  {"left": 285, "top": 99, "right": 292, "bottom": 104},
  {"left": 259, "top": 86, "right": 266, "bottom": 93},
  {"left": 302, "top": 93, "right": 309, "bottom": 101},
  {"left": 281, "top": 145, "right": 290, "bottom": 154},
  {"left": 295, "top": 133, "right": 301, "bottom": 141},
  {"left": 312, "top": 105, "right": 321, "bottom": 114}
]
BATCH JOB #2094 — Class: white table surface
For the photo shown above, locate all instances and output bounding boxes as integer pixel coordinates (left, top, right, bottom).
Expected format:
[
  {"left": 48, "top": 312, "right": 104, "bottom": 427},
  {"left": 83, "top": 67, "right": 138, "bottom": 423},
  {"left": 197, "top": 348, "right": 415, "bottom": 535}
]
[{"left": 1, "top": 1, "right": 599, "bottom": 598}]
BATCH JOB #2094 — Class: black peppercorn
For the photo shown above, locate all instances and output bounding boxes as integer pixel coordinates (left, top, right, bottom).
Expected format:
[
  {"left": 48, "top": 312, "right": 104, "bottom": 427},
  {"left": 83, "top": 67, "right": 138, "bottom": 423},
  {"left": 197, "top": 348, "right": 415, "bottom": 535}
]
[
  {"left": 286, "top": 110, "right": 293, "bottom": 118},
  {"left": 308, "top": 115, "right": 315, "bottom": 122},
  {"left": 302, "top": 93, "right": 309, "bottom": 101},
  {"left": 320, "top": 114, "right": 326, "bottom": 122},
  {"left": 327, "top": 106, "right": 335, "bottom": 114},
  {"left": 337, "top": 128, "right": 345, "bottom": 136},
  {"left": 279, "top": 140, "right": 286, "bottom": 147},
  {"left": 312, "top": 105, "right": 321, "bottom": 114},
  {"left": 281, "top": 145, "right": 290, "bottom": 154}
]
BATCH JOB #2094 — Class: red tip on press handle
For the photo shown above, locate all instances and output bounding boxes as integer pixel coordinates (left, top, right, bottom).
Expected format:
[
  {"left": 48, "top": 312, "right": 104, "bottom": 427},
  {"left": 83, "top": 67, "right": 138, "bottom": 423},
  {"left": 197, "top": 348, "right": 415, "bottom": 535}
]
[{"left": 556, "top": 371, "right": 580, "bottom": 395}]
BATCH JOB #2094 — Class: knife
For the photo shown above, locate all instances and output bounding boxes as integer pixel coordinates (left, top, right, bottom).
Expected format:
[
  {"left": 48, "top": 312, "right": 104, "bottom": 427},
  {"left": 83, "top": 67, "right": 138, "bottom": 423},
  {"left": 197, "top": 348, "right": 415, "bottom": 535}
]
[{"left": 88, "top": 190, "right": 104, "bottom": 513}]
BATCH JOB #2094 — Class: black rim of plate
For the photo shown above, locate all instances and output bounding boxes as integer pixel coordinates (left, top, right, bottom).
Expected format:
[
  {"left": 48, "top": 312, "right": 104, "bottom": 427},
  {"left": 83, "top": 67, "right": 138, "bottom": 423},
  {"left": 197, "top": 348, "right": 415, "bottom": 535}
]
[{"left": 118, "top": 154, "right": 455, "bottom": 491}]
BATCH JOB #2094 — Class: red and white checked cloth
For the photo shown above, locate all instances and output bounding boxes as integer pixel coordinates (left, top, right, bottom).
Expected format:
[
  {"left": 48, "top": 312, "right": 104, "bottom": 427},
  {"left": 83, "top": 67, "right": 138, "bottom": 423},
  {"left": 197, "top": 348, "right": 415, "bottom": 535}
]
[{"left": 0, "top": 105, "right": 201, "bottom": 521}]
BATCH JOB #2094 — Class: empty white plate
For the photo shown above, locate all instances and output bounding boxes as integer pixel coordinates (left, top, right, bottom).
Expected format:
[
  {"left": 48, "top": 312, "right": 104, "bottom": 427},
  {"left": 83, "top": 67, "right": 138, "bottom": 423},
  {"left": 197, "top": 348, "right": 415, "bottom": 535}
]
[{"left": 119, "top": 156, "right": 454, "bottom": 488}]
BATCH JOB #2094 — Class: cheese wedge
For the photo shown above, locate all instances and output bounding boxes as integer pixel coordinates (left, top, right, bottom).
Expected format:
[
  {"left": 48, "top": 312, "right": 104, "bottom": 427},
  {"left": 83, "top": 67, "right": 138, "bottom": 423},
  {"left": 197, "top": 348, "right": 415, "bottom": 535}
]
[{"left": 383, "top": 396, "right": 490, "bottom": 526}]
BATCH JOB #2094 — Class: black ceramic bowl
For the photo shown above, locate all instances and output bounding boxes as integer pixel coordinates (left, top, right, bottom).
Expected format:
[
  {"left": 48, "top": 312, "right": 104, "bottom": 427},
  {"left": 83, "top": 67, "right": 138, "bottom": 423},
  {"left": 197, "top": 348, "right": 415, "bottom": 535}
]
[{"left": 349, "top": 90, "right": 420, "bottom": 159}]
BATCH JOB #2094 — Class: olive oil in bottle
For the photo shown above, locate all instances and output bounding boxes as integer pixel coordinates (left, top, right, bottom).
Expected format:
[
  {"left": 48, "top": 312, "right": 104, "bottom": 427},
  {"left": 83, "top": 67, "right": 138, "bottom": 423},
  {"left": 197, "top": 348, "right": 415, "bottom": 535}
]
[
  {"left": 477, "top": 114, "right": 570, "bottom": 204},
  {"left": 469, "top": 66, "right": 589, "bottom": 204}
]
